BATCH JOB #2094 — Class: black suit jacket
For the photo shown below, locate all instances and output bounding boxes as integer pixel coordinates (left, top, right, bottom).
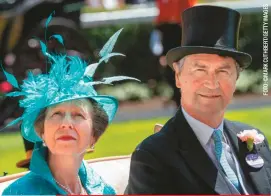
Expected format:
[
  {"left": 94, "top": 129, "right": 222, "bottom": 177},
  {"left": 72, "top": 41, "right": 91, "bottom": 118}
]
[{"left": 125, "top": 108, "right": 271, "bottom": 194}]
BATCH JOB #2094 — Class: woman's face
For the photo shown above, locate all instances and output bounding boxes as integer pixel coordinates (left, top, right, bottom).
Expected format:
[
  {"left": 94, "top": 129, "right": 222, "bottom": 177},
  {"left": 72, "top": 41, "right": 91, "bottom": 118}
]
[{"left": 42, "top": 99, "right": 94, "bottom": 156}]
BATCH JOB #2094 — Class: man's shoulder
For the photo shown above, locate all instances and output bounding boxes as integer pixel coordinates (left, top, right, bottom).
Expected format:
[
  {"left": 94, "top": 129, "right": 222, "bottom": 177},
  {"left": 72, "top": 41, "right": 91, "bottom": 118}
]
[
  {"left": 2, "top": 172, "right": 55, "bottom": 195},
  {"left": 225, "top": 119, "right": 262, "bottom": 133},
  {"left": 136, "top": 116, "right": 177, "bottom": 153}
]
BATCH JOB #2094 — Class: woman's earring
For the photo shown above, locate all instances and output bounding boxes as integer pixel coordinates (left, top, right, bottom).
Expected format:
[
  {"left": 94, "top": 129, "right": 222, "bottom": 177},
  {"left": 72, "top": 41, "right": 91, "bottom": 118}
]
[
  {"left": 43, "top": 140, "right": 47, "bottom": 147},
  {"left": 90, "top": 145, "right": 95, "bottom": 150}
]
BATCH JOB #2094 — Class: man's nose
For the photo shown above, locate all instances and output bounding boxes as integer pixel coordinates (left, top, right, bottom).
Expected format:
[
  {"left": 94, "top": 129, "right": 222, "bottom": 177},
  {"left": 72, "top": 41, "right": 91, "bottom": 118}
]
[{"left": 204, "top": 73, "right": 219, "bottom": 89}]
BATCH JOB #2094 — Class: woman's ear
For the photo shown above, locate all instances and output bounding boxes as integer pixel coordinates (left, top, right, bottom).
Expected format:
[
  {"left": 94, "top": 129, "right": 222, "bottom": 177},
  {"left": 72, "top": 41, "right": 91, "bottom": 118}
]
[
  {"left": 90, "top": 135, "right": 98, "bottom": 147},
  {"left": 41, "top": 133, "right": 45, "bottom": 141}
]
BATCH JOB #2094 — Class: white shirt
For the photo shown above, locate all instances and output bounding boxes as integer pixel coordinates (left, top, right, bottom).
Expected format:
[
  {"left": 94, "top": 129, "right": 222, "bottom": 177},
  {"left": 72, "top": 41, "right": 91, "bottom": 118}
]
[{"left": 182, "top": 107, "right": 249, "bottom": 194}]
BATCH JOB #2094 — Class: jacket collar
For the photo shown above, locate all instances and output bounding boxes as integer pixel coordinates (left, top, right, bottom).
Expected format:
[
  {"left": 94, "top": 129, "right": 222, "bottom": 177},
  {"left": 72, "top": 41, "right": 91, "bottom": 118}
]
[
  {"left": 173, "top": 108, "right": 232, "bottom": 194},
  {"left": 182, "top": 107, "right": 224, "bottom": 146},
  {"left": 29, "top": 142, "right": 100, "bottom": 194},
  {"left": 223, "top": 120, "right": 271, "bottom": 194},
  {"left": 172, "top": 108, "right": 270, "bottom": 194}
]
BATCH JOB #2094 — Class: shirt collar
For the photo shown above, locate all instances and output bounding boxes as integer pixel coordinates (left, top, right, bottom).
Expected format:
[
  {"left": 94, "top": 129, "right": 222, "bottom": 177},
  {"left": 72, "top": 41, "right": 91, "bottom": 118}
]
[
  {"left": 29, "top": 142, "right": 90, "bottom": 194},
  {"left": 182, "top": 107, "right": 224, "bottom": 146}
]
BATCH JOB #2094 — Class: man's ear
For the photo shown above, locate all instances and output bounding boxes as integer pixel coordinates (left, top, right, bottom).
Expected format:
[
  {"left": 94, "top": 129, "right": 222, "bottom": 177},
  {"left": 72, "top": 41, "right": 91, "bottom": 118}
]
[
  {"left": 173, "top": 62, "right": 179, "bottom": 72},
  {"left": 173, "top": 62, "right": 182, "bottom": 88}
]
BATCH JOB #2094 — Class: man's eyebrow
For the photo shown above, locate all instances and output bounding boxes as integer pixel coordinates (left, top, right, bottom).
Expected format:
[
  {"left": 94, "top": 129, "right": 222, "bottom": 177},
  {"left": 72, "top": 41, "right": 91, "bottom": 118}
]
[
  {"left": 219, "top": 63, "right": 232, "bottom": 69},
  {"left": 193, "top": 62, "right": 207, "bottom": 68},
  {"left": 192, "top": 62, "right": 233, "bottom": 69}
]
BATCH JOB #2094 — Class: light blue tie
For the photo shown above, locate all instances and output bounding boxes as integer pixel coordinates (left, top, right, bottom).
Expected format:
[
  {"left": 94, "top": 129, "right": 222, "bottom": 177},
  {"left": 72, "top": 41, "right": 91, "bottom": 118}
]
[{"left": 213, "top": 129, "right": 241, "bottom": 191}]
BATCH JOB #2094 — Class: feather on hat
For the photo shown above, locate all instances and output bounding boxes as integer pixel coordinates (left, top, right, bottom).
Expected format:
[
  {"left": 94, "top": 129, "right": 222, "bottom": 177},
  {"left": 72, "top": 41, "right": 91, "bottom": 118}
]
[{"left": 1, "top": 12, "right": 139, "bottom": 142}]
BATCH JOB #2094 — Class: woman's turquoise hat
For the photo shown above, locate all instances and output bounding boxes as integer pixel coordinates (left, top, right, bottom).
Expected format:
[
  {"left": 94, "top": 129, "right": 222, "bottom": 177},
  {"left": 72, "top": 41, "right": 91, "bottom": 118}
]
[{"left": 1, "top": 13, "right": 139, "bottom": 142}]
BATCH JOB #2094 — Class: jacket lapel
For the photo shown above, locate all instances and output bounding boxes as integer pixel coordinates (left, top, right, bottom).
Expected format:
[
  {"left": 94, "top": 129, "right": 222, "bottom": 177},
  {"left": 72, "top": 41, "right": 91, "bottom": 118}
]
[
  {"left": 173, "top": 108, "right": 233, "bottom": 194},
  {"left": 224, "top": 120, "right": 271, "bottom": 194}
]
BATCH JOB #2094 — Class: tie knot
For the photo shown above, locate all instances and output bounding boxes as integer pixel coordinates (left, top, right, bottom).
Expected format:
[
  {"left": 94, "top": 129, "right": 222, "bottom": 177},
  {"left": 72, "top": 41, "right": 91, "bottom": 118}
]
[{"left": 213, "top": 129, "right": 223, "bottom": 142}]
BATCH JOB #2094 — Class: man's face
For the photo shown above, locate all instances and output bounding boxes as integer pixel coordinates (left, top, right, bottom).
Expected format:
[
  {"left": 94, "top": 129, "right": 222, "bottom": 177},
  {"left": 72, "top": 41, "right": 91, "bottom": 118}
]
[{"left": 173, "top": 54, "right": 238, "bottom": 115}]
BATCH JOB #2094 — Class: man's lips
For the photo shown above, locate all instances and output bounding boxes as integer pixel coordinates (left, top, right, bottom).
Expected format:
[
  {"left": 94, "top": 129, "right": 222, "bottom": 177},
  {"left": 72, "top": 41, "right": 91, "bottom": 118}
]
[
  {"left": 199, "top": 94, "right": 221, "bottom": 98},
  {"left": 57, "top": 135, "right": 76, "bottom": 141}
]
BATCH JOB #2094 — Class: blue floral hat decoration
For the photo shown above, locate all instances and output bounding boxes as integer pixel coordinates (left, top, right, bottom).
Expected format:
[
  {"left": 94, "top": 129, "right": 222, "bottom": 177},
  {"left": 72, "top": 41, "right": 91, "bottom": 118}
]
[{"left": 0, "top": 12, "right": 139, "bottom": 142}]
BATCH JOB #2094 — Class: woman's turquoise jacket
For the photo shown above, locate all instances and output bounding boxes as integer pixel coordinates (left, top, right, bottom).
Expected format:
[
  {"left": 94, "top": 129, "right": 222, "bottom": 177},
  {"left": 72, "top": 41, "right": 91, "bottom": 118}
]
[{"left": 3, "top": 142, "right": 116, "bottom": 195}]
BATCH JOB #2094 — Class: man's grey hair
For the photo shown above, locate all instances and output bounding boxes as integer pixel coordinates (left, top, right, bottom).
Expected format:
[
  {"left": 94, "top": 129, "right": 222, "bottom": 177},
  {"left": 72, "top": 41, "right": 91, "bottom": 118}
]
[{"left": 175, "top": 56, "right": 243, "bottom": 79}]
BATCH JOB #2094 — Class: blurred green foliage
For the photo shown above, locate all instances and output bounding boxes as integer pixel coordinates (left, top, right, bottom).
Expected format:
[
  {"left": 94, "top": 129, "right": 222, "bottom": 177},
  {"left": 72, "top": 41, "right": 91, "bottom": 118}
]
[
  {"left": 1, "top": 107, "right": 271, "bottom": 175},
  {"left": 236, "top": 70, "right": 271, "bottom": 94},
  {"left": 97, "top": 82, "right": 153, "bottom": 101},
  {"left": 82, "top": 9, "right": 270, "bottom": 100}
]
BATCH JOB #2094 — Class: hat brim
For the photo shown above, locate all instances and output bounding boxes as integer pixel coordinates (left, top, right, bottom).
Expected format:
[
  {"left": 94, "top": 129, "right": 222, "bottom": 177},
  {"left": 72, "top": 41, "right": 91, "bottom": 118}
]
[
  {"left": 166, "top": 46, "right": 252, "bottom": 69},
  {"left": 21, "top": 95, "right": 118, "bottom": 143}
]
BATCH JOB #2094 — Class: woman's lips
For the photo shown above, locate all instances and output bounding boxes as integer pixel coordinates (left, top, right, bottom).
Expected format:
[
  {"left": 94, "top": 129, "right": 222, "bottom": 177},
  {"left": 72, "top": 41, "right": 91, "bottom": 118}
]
[{"left": 57, "top": 135, "right": 76, "bottom": 141}]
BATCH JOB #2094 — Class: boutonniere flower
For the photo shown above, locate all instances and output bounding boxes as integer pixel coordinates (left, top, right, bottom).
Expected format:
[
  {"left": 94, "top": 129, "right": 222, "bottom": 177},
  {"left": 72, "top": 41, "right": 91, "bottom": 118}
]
[{"left": 237, "top": 129, "right": 264, "bottom": 151}]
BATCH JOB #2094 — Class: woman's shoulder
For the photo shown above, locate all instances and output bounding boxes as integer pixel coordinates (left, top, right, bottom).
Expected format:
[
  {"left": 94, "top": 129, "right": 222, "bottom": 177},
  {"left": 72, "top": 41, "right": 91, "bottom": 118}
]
[{"left": 2, "top": 172, "right": 56, "bottom": 195}]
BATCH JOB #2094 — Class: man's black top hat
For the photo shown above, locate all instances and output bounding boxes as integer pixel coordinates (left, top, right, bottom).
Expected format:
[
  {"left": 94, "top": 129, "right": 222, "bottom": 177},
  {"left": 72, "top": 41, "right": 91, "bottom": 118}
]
[{"left": 166, "top": 5, "right": 252, "bottom": 69}]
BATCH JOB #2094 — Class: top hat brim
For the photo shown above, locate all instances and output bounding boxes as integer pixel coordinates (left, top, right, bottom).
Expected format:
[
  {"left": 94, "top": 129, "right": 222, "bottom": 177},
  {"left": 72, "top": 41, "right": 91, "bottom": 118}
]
[{"left": 166, "top": 46, "right": 252, "bottom": 70}]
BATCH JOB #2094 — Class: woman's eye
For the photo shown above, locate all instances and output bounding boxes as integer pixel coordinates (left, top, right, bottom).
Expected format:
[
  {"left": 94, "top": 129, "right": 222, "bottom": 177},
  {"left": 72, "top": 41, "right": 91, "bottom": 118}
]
[
  {"left": 73, "top": 113, "right": 85, "bottom": 119},
  {"left": 52, "top": 112, "right": 62, "bottom": 117}
]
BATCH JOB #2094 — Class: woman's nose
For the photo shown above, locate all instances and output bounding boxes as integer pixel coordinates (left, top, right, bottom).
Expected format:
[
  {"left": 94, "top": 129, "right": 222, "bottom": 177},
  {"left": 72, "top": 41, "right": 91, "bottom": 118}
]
[
  {"left": 60, "top": 115, "right": 73, "bottom": 129},
  {"left": 61, "top": 123, "right": 73, "bottom": 129}
]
